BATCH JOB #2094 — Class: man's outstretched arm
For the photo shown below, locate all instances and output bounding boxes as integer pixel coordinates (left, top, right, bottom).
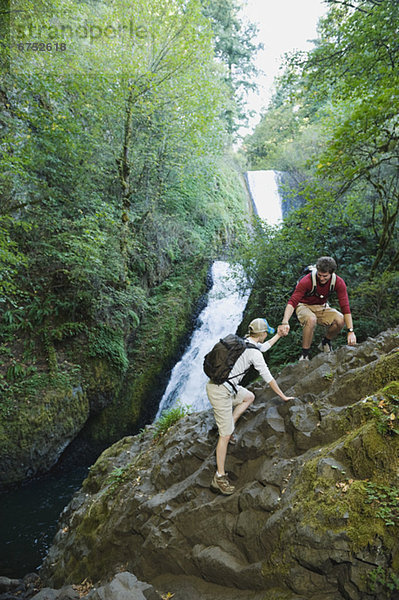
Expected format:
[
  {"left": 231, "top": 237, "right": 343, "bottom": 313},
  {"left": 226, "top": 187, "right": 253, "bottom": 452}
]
[{"left": 278, "top": 303, "right": 295, "bottom": 337}]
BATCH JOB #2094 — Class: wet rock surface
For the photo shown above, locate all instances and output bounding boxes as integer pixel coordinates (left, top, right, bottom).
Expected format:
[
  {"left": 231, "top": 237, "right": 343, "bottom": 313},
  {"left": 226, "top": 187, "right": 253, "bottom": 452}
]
[{"left": 23, "top": 329, "right": 399, "bottom": 599}]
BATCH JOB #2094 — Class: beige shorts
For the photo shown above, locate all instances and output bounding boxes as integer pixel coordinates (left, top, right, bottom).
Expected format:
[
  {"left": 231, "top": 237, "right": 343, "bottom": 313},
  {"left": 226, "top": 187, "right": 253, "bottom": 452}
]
[
  {"left": 206, "top": 382, "right": 250, "bottom": 437},
  {"left": 296, "top": 303, "right": 343, "bottom": 327}
]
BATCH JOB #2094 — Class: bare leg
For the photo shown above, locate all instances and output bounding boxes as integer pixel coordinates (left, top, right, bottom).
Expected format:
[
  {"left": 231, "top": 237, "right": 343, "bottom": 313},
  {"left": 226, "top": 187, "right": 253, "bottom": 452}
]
[
  {"left": 302, "top": 314, "right": 317, "bottom": 349},
  {"left": 326, "top": 316, "right": 345, "bottom": 340},
  {"left": 232, "top": 391, "right": 255, "bottom": 424},
  {"left": 215, "top": 435, "right": 230, "bottom": 475},
  {"left": 215, "top": 391, "right": 255, "bottom": 475}
]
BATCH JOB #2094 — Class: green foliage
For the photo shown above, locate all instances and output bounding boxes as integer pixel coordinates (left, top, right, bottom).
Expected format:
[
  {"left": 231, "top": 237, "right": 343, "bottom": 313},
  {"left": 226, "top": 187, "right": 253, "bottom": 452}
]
[
  {"left": 5, "top": 360, "right": 36, "bottom": 383},
  {"left": 1, "top": 0, "right": 254, "bottom": 423},
  {"left": 153, "top": 402, "right": 191, "bottom": 440},
  {"left": 367, "top": 566, "right": 399, "bottom": 598},
  {"left": 0, "top": 217, "right": 29, "bottom": 300},
  {"left": 346, "top": 272, "right": 399, "bottom": 340},
  {"left": 87, "top": 325, "right": 128, "bottom": 374},
  {"left": 106, "top": 465, "right": 132, "bottom": 494},
  {"left": 365, "top": 483, "right": 399, "bottom": 527},
  {"left": 0, "top": 374, "right": 13, "bottom": 418},
  {"left": 0, "top": 368, "right": 80, "bottom": 421},
  {"left": 241, "top": 0, "right": 399, "bottom": 369},
  {"left": 244, "top": 102, "right": 304, "bottom": 170},
  {"left": 201, "top": 0, "right": 262, "bottom": 132},
  {"left": 84, "top": 258, "right": 209, "bottom": 445}
]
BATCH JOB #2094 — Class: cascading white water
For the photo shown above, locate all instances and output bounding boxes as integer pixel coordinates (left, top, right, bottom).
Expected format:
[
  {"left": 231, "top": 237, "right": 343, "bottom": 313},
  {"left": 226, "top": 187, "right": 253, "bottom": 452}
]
[
  {"left": 156, "top": 261, "right": 250, "bottom": 416},
  {"left": 246, "top": 170, "right": 282, "bottom": 225},
  {"left": 155, "top": 170, "right": 282, "bottom": 417}
]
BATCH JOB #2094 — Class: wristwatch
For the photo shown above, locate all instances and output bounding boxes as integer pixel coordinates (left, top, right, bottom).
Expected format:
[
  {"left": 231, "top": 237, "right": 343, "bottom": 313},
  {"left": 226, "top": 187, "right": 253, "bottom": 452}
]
[{"left": 348, "top": 328, "right": 354, "bottom": 332}]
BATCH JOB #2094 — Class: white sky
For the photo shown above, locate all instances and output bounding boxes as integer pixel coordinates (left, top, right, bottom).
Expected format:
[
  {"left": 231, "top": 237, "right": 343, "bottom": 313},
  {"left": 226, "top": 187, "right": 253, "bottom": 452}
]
[{"left": 239, "top": 0, "right": 328, "bottom": 137}]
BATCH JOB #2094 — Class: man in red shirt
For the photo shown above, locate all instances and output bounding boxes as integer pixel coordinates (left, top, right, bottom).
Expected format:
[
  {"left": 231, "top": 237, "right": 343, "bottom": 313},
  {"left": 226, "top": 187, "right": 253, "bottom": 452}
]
[{"left": 278, "top": 256, "right": 357, "bottom": 361}]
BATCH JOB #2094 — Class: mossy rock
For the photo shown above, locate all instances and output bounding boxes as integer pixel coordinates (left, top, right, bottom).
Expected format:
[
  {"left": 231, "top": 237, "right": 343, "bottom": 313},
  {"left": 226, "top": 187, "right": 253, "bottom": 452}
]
[
  {"left": 285, "top": 390, "right": 399, "bottom": 571},
  {"left": 325, "top": 349, "right": 399, "bottom": 407},
  {"left": 84, "top": 260, "right": 210, "bottom": 445},
  {"left": 80, "top": 357, "right": 123, "bottom": 414},
  {"left": 0, "top": 383, "right": 89, "bottom": 489}
]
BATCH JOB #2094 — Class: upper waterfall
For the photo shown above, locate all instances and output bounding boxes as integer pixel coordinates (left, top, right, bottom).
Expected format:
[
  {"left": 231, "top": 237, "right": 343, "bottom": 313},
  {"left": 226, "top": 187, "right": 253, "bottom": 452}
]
[{"left": 245, "top": 170, "right": 282, "bottom": 225}]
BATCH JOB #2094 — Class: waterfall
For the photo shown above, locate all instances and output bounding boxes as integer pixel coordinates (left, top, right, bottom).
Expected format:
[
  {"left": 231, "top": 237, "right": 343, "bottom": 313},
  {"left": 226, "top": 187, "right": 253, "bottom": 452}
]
[
  {"left": 156, "top": 261, "right": 250, "bottom": 416},
  {"left": 156, "top": 170, "right": 282, "bottom": 417},
  {"left": 246, "top": 170, "right": 282, "bottom": 225}
]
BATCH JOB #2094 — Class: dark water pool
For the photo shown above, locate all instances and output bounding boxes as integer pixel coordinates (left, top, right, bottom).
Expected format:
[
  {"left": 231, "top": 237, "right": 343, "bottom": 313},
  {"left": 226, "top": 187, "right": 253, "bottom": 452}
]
[{"left": 0, "top": 465, "right": 88, "bottom": 578}]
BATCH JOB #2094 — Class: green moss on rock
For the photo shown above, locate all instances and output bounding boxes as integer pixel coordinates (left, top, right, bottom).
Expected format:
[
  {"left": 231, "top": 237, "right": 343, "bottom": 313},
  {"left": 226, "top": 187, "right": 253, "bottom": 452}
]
[
  {"left": 0, "top": 382, "right": 89, "bottom": 488},
  {"left": 343, "top": 420, "right": 399, "bottom": 480},
  {"left": 366, "top": 351, "right": 399, "bottom": 391},
  {"left": 85, "top": 259, "right": 210, "bottom": 444},
  {"left": 321, "top": 350, "right": 399, "bottom": 408},
  {"left": 290, "top": 383, "right": 399, "bottom": 554}
]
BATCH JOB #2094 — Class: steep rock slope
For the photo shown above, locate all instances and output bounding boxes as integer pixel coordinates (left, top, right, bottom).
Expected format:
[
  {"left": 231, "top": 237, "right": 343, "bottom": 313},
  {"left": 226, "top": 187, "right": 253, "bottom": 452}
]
[{"left": 41, "top": 327, "right": 399, "bottom": 600}]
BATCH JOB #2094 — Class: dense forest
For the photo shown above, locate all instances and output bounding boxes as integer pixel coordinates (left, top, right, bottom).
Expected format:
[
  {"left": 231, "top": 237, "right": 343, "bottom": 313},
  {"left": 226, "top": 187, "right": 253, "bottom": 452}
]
[
  {"left": 0, "top": 0, "right": 260, "bottom": 457},
  {"left": 239, "top": 0, "right": 399, "bottom": 369},
  {"left": 0, "top": 0, "right": 398, "bottom": 484}
]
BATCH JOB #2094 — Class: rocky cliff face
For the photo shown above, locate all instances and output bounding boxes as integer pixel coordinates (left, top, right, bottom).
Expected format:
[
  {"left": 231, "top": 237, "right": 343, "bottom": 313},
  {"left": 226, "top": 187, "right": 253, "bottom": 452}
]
[
  {"left": 0, "top": 261, "right": 210, "bottom": 491},
  {"left": 0, "top": 385, "right": 89, "bottom": 489},
  {"left": 40, "top": 327, "right": 399, "bottom": 600}
]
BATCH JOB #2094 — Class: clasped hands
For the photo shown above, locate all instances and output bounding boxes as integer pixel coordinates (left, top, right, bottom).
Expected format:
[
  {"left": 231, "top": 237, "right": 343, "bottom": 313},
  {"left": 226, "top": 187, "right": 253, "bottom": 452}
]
[{"left": 277, "top": 323, "right": 290, "bottom": 337}]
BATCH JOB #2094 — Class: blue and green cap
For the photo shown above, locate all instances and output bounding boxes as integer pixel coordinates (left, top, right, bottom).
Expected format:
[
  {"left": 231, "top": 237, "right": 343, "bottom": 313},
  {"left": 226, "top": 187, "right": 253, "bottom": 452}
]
[{"left": 248, "top": 318, "right": 275, "bottom": 335}]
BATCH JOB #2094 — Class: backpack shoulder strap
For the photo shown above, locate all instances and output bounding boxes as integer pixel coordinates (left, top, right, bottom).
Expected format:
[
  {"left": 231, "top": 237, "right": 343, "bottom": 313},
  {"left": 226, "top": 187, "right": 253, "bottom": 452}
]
[
  {"left": 310, "top": 268, "right": 317, "bottom": 295},
  {"left": 246, "top": 342, "right": 261, "bottom": 351},
  {"left": 242, "top": 338, "right": 262, "bottom": 352},
  {"left": 330, "top": 272, "right": 336, "bottom": 292},
  {"left": 226, "top": 340, "right": 261, "bottom": 383}
]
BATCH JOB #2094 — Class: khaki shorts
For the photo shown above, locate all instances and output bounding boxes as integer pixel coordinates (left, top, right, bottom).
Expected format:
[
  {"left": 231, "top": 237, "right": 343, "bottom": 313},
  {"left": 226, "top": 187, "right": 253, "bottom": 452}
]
[
  {"left": 296, "top": 303, "right": 343, "bottom": 327},
  {"left": 206, "top": 382, "right": 250, "bottom": 437}
]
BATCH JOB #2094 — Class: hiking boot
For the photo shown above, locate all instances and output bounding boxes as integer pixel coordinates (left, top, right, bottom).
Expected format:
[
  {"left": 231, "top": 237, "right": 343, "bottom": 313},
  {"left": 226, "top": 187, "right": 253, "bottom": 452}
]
[
  {"left": 210, "top": 473, "right": 235, "bottom": 495},
  {"left": 299, "top": 354, "right": 309, "bottom": 362},
  {"left": 318, "top": 339, "right": 332, "bottom": 353}
]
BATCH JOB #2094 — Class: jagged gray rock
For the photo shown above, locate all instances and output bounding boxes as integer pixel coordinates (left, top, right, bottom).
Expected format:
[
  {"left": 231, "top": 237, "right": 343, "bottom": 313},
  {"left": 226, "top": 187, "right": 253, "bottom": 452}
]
[
  {"left": 84, "top": 572, "right": 160, "bottom": 600},
  {"left": 40, "top": 327, "right": 399, "bottom": 600},
  {"left": 30, "top": 586, "right": 78, "bottom": 600},
  {"left": 0, "top": 574, "right": 160, "bottom": 600},
  {"left": 0, "top": 574, "right": 41, "bottom": 600}
]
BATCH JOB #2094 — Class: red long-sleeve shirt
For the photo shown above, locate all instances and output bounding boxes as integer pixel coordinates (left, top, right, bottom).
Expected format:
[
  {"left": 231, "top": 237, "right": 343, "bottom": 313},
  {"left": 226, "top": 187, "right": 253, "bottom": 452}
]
[{"left": 288, "top": 273, "right": 351, "bottom": 315}]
